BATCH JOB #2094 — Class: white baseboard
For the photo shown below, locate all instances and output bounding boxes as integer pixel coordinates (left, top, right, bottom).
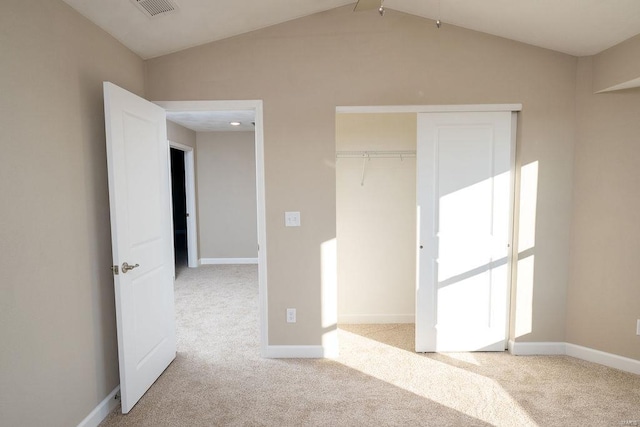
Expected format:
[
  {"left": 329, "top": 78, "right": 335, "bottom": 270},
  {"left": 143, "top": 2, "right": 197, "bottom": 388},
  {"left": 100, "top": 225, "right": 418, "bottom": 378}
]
[
  {"left": 77, "top": 386, "right": 119, "bottom": 427},
  {"left": 200, "top": 257, "right": 258, "bottom": 265},
  {"left": 508, "top": 340, "right": 566, "bottom": 356},
  {"left": 566, "top": 343, "right": 640, "bottom": 375},
  {"left": 338, "top": 314, "right": 415, "bottom": 324},
  {"left": 264, "top": 345, "right": 336, "bottom": 358},
  {"left": 508, "top": 340, "right": 640, "bottom": 376}
]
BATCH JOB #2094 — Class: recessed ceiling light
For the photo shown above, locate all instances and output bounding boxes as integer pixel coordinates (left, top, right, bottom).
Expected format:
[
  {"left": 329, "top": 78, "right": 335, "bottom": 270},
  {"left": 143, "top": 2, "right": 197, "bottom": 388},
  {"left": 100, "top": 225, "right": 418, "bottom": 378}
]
[{"left": 230, "top": 121, "right": 241, "bottom": 126}]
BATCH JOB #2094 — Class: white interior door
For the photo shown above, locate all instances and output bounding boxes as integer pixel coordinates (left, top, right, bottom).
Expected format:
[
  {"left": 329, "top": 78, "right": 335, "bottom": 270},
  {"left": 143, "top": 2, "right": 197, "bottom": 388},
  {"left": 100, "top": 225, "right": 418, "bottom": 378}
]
[
  {"left": 416, "top": 111, "right": 514, "bottom": 352},
  {"left": 104, "top": 82, "right": 176, "bottom": 413}
]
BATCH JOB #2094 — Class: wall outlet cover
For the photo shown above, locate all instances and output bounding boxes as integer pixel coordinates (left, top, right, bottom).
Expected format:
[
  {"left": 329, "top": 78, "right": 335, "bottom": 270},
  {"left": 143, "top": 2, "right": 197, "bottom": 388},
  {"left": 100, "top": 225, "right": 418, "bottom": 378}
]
[
  {"left": 286, "top": 308, "right": 296, "bottom": 323},
  {"left": 285, "top": 211, "right": 301, "bottom": 227}
]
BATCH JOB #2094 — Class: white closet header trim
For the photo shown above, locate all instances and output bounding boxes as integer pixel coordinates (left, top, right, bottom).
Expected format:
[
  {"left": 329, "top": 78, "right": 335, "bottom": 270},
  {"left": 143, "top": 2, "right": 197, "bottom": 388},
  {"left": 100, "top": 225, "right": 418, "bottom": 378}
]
[{"left": 336, "top": 104, "right": 522, "bottom": 114}]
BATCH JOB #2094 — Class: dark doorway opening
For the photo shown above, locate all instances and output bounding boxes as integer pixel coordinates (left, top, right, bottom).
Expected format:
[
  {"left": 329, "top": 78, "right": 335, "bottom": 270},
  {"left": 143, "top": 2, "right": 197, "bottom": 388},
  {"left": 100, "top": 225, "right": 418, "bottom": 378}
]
[{"left": 170, "top": 148, "right": 188, "bottom": 268}]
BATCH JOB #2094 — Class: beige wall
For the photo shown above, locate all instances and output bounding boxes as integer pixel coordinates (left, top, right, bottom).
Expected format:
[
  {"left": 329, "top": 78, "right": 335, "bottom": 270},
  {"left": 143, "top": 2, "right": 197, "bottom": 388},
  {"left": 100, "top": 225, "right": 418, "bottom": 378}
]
[
  {"left": 167, "top": 120, "right": 197, "bottom": 149},
  {"left": 196, "top": 132, "right": 258, "bottom": 259},
  {"left": 0, "top": 1, "right": 145, "bottom": 426},
  {"left": 336, "top": 113, "right": 416, "bottom": 323},
  {"left": 566, "top": 57, "right": 640, "bottom": 360},
  {"left": 593, "top": 33, "right": 640, "bottom": 92},
  {"left": 145, "top": 6, "right": 577, "bottom": 346}
]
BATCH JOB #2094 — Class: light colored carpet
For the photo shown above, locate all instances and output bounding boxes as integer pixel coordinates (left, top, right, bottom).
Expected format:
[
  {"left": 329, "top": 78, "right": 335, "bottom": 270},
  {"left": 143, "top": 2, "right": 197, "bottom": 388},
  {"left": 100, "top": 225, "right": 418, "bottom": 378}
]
[{"left": 101, "top": 265, "right": 640, "bottom": 426}]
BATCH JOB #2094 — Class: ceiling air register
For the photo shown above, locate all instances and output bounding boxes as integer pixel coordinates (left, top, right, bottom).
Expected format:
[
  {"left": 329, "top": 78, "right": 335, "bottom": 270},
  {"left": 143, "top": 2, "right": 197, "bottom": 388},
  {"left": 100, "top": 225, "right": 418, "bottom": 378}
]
[{"left": 131, "top": 0, "right": 178, "bottom": 18}]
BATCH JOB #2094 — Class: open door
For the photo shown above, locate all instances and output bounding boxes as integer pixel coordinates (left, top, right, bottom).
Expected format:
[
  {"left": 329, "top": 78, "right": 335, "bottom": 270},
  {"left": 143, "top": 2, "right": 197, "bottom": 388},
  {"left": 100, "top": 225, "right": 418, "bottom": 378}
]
[
  {"left": 416, "top": 111, "right": 515, "bottom": 352},
  {"left": 104, "top": 82, "right": 176, "bottom": 413}
]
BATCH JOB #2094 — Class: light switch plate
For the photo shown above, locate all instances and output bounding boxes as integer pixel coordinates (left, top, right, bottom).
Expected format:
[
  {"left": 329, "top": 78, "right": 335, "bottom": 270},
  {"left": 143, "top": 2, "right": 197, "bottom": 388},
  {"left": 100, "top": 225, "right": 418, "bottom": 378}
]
[{"left": 285, "top": 211, "right": 301, "bottom": 227}]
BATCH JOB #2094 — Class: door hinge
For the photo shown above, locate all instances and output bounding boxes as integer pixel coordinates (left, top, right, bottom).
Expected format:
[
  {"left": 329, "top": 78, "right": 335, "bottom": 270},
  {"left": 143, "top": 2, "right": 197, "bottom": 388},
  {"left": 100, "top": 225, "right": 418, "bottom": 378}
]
[{"left": 111, "top": 265, "right": 119, "bottom": 275}]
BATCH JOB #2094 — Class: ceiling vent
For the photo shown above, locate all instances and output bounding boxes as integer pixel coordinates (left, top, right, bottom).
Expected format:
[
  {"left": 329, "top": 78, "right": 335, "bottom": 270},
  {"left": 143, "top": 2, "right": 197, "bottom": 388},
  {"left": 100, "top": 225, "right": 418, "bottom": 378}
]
[{"left": 131, "top": 0, "right": 178, "bottom": 18}]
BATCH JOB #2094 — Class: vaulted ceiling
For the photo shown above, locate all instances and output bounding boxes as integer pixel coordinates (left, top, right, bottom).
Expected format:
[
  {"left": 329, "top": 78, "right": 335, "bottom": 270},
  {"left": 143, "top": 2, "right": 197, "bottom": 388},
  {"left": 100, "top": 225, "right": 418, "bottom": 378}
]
[{"left": 63, "top": 0, "right": 640, "bottom": 60}]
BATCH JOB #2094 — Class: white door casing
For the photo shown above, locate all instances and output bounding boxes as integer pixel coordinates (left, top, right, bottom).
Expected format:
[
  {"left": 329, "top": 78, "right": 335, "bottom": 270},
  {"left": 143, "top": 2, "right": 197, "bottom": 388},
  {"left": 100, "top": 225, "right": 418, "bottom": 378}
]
[
  {"left": 416, "top": 111, "right": 515, "bottom": 352},
  {"left": 104, "top": 82, "right": 177, "bottom": 413},
  {"left": 156, "top": 100, "right": 269, "bottom": 358}
]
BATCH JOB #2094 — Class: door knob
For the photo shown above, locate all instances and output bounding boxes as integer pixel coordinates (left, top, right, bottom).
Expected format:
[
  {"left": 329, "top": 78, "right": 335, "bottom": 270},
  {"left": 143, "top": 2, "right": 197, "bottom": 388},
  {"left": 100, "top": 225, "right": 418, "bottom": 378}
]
[{"left": 122, "top": 262, "right": 140, "bottom": 273}]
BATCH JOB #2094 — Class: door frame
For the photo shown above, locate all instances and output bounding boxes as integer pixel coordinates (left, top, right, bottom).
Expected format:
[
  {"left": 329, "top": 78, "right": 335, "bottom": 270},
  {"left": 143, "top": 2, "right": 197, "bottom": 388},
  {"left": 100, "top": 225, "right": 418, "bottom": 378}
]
[
  {"left": 168, "top": 141, "right": 198, "bottom": 269},
  {"left": 157, "top": 100, "right": 269, "bottom": 357},
  {"left": 335, "top": 103, "right": 521, "bottom": 351}
]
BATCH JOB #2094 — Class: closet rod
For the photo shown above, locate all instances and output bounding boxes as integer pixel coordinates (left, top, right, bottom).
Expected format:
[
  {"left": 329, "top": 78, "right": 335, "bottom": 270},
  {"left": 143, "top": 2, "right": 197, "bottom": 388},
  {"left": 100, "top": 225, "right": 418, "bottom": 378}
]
[{"left": 336, "top": 150, "right": 416, "bottom": 159}]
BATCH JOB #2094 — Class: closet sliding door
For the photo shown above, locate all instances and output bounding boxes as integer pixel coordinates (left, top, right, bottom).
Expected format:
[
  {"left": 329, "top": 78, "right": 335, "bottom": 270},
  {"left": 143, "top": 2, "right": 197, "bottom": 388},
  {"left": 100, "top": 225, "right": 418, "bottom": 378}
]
[{"left": 415, "top": 110, "right": 516, "bottom": 352}]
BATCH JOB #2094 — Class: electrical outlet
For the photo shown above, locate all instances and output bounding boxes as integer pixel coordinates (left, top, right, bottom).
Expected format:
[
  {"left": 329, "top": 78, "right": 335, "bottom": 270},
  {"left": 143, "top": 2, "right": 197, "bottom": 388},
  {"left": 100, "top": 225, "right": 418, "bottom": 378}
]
[
  {"left": 286, "top": 308, "right": 296, "bottom": 323},
  {"left": 636, "top": 319, "right": 640, "bottom": 336}
]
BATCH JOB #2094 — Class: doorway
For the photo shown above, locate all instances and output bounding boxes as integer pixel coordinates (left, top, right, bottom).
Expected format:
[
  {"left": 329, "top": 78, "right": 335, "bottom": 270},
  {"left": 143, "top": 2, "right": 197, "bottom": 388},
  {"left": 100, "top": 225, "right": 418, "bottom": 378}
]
[
  {"left": 104, "top": 83, "right": 269, "bottom": 413},
  {"left": 157, "top": 100, "right": 269, "bottom": 356},
  {"left": 169, "top": 147, "right": 189, "bottom": 273},
  {"left": 168, "top": 141, "right": 198, "bottom": 271}
]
